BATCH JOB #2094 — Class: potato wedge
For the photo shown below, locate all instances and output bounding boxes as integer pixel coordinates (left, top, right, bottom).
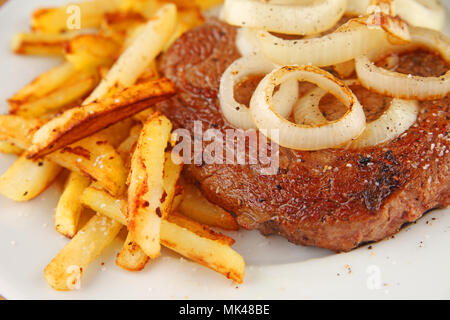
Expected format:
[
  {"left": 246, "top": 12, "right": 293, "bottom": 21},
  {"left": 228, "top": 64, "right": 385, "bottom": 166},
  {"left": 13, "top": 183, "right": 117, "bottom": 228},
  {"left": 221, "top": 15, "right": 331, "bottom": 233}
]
[
  {"left": 27, "top": 78, "right": 175, "bottom": 159},
  {"left": 8, "top": 62, "right": 77, "bottom": 112},
  {"left": 81, "top": 186, "right": 245, "bottom": 283},
  {"left": 85, "top": 4, "right": 177, "bottom": 103},
  {"left": 13, "top": 70, "right": 99, "bottom": 118},
  {"left": 0, "top": 155, "right": 62, "bottom": 202},
  {"left": 99, "top": 118, "right": 135, "bottom": 148},
  {"left": 44, "top": 214, "right": 123, "bottom": 291},
  {"left": 178, "top": 181, "right": 239, "bottom": 231},
  {"left": 32, "top": 0, "right": 122, "bottom": 33},
  {"left": 0, "top": 142, "right": 23, "bottom": 155},
  {"left": 116, "top": 232, "right": 149, "bottom": 271},
  {"left": 11, "top": 31, "right": 81, "bottom": 56},
  {"left": 0, "top": 116, "right": 127, "bottom": 196},
  {"left": 64, "top": 34, "right": 121, "bottom": 70},
  {"left": 128, "top": 114, "right": 173, "bottom": 258},
  {"left": 55, "top": 172, "right": 91, "bottom": 238}
]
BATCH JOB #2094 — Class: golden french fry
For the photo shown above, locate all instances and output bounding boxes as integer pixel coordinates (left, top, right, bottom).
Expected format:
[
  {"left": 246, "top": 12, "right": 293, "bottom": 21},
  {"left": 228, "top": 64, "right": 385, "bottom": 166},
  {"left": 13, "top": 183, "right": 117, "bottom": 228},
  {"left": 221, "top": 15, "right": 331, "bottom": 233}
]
[
  {"left": 55, "top": 172, "right": 91, "bottom": 238},
  {"left": 0, "top": 116, "right": 127, "bottom": 197},
  {"left": 8, "top": 62, "right": 77, "bottom": 112},
  {"left": 0, "top": 155, "right": 62, "bottom": 202},
  {"left": 167, "top": 213, "right": 235, "bottom": 246},
  {"left": 120, "top": 0, "right": 160, "bottom": 18},
  {"left": 85, "top": 4, "right": 177, "bottom": 103},
  {"left": 178, "top": 181, "right": 239, "bottom": 231},
  {"left": 81, "top": 185, "right": 245, "bottom": 283},
  {"left": 99, "top": 118, "right": 135, "bottom": 148},
  {"left": 27, "top": 78, "right": 175, "bottom": 159},
  {"left": 32, "top": 0, "right": 122, "bottom": 33},
  {"left": 116, "top": 233, "right": 149, "bottom": 271},
  {"left": 0, "top": 115, "right": 42, "bottom": 149},
  {"left": 117, "top": 124, "right": 142, "bottom": 166},
  {"left": 13, "top": 70, "right": 99, "bottom": 118},
  {"left": 44, "top": 214, "right": 123, "bottom": 291},
  {"left": 64, "top": 35, "right": 121, "bottom": 70},
  {"left": 11, "top": 31, "right": 81, "bottom": 56},
  {"left": 128, "top": 114, "right": 173, "bottom": 258},
  {"left": 100, "top": 11, "right": 147, "bottom": 44},
  {"left": 0, "top": 142, "right": 23, "bottom": 155},
  {"left": 194, "top": 0, "right": 224, "bottom": 10}
]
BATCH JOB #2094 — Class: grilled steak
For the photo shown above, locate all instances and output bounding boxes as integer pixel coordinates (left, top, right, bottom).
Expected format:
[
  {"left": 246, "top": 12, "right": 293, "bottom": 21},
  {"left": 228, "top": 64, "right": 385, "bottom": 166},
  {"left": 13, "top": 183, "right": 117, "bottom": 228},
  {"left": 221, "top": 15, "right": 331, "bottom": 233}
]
[{"left": 157, "top": 20, "right": 450, "bottom": 252}]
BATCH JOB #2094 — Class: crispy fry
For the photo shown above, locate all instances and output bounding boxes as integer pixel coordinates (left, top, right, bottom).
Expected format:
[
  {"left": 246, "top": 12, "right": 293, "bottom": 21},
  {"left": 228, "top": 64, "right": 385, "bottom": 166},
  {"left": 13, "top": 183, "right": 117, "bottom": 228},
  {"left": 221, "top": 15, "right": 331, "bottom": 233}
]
[
  {"left": 11, "top": 31, "right": 81, "bottom": 56},
  {"left": 120, "top": 0, "right": 160, "bottom": 18},
  {"left": 55, "top": 172, "right": 91, "bottom": 238},
  {"left": 8, "top": 62, "right": 77, "bottom": 112},
  {"left": 0, "top": 116, "right": 127, "bottom": 196},
  {"left": 194, "top": 0, "right": 224, "bottom": 10},
  {"left": 100, "top": 11, "right": 147, "bottom": 43},
  {"left": 128, "top": 114, "right": 173, "bottom": 258},
  {"left": 117, "top": 124, "right": 142, "bottom": 166},
  {"left": 27, "top": 78, "right": 175, "bottom": 159},
  {"left": 0, "top": 155, "right": 62, "bottom": 202},
  {"left": 0, "top": 142, "right": 23, "bottom": 155},
  {"left": 85, "top": 4, "right": 177, "bottom": 103},
  {"left": 44, "top": 214, "right": 123, "bottom": 291},
  {"left": 167, "top": 213, "right": 235, "bottom": 246},
  {"left": 99, "top": 118, "right": 135, "bottom": 148},
  {"left": 0, "top": 115, "right": 42, "bottom": 150},
  {"left": 116, "top": 232, "right": 149, "bottom": 271},
  {"left": 64, "top": 34, "right": 121, "bottom": 70},
  {"left": 178, "top": 181, "right": 239, "bottom": 231},
  {"left": 32, "top": 0, "right": 122, "bottom": 33},
  {"left": 13, "top": 70, "right": 99, "bottom": 118},
  {"left": 81, "top": 186, "right": 245, "bottom": 283}
]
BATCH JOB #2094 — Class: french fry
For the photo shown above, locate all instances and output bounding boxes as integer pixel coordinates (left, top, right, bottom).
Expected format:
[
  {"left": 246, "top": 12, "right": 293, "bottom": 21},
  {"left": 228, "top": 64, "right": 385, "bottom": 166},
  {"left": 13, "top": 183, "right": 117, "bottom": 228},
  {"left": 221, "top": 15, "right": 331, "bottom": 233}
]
[
  {"left": 55, "top": 172, "right": 91, "bottom": 238},
  {"left": 81, "top": 185, "right": 245, "bottom": 283},
  {"left": 117, "top": 124, "right": 142, "bottom": 166},
  {"left": 99, "top": 118, "right": 135, "bottom": 148},
  {"left": 128, "top": 114, "right": 173, "bottom": 258},
  {"left": 27, "top": 78, "right": 175, "bottom": 159},
  {"left": 85, "top": 4, "right": 177, "bottom": 103},
  {"left": 11, "top": 31, "right": 81, "bottom": 56},
  {"left": 120, "top": 0, "right": 160, "bottom": 18},
  {"left": 44, "top": 214, "right": 123, "bottom": 291},
  {"left": 64, "top": 34, "right": 121, "bottom": 70},
  {"left": 100, "top": 11, "right": 147, "bottom": 44},
  {"left": 0, "top": 116, "right": 127, "bottom": 197},
  {"left": 13, "top": 69, "right": 99, "bottom": 118},
  {"left": 178, "top": 181, "right": 239, "bottom": 231},
  {"left": 0, "top": 116, "right": 42, "bottom": 149},
  {"left": 8, "top": 62, "right": 77, "bottom": 112},
  {"left": 194, "top": 0, "right": 224, "bottom": 10},
  {"left": 116, "top": 232, "right": 149, "bottom": 271},
  {"left": 32, "top": 0, "right": 122, "bottom": 33},
  {"left": 0, "top": 142, "right": 23, "bottom": 155},
  {"left": 0, "top": 155, "right": 62, "bottom": 202}
]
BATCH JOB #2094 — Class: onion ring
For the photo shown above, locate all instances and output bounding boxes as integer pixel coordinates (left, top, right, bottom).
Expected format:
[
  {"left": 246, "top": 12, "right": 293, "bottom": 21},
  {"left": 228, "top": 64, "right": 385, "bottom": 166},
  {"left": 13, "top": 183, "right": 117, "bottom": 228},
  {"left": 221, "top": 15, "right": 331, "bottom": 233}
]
[
  {"left": 219, "top": 54, "right": 299, "bottom": 129},
  {"left": 251, "top": 17, "right": 390, "bottom": 67},
  {"left": 355, "top": 26, "right": 450, "bottom": 100},
  {"left": 223, "top": 0, "right": 347, "bottom": 35},
  {"left": 293, "top": 79, "right": 419, "bottom": 148},
  {"left": 250, "top": 66, "right": 366, "bottom": 150}
]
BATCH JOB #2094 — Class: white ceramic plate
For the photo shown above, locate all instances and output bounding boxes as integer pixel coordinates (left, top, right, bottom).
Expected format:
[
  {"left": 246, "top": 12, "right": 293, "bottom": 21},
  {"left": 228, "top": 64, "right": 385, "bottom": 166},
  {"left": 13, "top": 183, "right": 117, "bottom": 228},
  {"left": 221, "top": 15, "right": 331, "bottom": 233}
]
[{"left": 0, "top": 0, "right": 448, "bottom": 300}]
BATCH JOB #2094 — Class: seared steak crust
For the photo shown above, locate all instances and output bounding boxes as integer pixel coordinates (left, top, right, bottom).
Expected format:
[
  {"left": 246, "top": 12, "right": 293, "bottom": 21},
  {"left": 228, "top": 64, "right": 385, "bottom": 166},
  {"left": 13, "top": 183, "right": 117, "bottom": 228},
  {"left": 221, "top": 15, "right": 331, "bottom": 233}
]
[{"left": 158, "top": 20, "right": 450, "bottom": 252}]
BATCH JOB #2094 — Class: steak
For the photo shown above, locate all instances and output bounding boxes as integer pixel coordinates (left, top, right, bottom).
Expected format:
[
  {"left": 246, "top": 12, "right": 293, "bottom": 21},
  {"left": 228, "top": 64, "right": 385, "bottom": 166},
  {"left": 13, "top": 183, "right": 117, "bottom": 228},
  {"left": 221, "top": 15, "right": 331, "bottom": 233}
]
[{"left": 157, "top": 20, "right": 450, "bottom": 252}]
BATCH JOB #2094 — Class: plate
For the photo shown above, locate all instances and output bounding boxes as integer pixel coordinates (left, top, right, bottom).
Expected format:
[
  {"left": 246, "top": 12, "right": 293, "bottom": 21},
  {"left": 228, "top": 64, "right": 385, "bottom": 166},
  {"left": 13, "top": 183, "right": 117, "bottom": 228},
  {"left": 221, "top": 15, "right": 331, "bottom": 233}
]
[{"left": 0, "top": 0, "right": 449, "bottom": 300}]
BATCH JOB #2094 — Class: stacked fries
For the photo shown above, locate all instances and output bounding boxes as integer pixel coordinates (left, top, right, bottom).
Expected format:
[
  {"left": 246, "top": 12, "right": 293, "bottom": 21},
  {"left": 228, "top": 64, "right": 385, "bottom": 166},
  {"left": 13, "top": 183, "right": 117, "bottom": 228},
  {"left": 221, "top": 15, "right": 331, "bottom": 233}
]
[{"left": 0, "top": 0, "right": 244, "bottom": 291}]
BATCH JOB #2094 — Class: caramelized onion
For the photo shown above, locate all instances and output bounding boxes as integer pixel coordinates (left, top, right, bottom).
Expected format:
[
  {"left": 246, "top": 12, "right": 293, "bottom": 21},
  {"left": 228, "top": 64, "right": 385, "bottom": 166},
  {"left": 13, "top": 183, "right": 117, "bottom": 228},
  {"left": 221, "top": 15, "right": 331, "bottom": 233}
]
[{"left": 250, "top": 66, "right": 366, "bottom": 150}]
